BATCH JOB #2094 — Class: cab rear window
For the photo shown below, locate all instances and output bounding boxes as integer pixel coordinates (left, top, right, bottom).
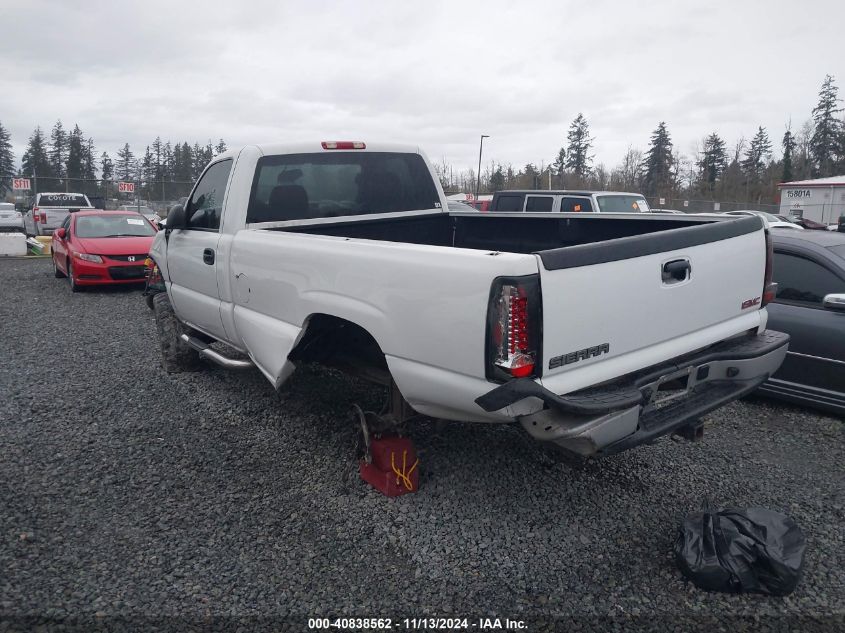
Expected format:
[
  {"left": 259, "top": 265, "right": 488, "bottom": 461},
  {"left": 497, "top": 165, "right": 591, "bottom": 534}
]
[
  {"left": 38, "top": 194, "right": 90, "bottom": 207},
  {"left": 246, "top": 152, "right": 440, "bottom": 223}
]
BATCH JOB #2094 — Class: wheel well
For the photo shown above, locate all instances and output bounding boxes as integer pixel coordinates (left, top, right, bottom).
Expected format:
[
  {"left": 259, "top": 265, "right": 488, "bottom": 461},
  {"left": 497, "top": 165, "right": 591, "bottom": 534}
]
[{"left": 288, "top": 314, "right": 389, "bottom": 383}]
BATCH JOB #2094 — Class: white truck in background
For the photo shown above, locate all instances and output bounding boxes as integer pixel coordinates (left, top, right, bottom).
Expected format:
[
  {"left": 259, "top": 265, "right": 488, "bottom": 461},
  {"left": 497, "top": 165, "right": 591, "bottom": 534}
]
[
  {"left": 23, "top": 192, "right": 94, "bottom": 237},
  {"left": 145, "top": 141, "right": 788, "bottom": 458}
]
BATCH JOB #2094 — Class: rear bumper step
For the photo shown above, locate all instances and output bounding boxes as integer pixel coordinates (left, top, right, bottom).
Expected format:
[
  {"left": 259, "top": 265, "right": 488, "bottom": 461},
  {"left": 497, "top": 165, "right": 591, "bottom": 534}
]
[
  {"left": 475, "top": 330, "right": 789, "bottom": 456},
  {"left": 179, "top": 334, "right": 254, "bottom": 370}
]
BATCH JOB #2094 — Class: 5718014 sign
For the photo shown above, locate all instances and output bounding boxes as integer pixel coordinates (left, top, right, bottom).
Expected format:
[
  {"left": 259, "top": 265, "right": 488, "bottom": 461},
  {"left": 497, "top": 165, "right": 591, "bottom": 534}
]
[
  {"left": 118, "top": 181, "right": 135, "bottom": 194},
  {"left": 12, "top": 178, "right": 31, "bottom": 190}
]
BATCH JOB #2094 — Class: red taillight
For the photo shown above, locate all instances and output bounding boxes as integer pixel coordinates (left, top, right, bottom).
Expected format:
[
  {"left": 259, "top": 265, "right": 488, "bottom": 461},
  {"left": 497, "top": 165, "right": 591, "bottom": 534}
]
[
  {"left": 33, "top": 206, "right": 40, "bottom": 222},
  {"left": 321, "top": 141, "right": 366, "bottom": 150},
  {"left": 40, "top": 212, "right": 47, "bottom": 223},
  {"left": 487, "top": 276, "right": 541, "bottom": 381},
  {"left": 761, "top": 229, "right": 777, "bottom": 306}
]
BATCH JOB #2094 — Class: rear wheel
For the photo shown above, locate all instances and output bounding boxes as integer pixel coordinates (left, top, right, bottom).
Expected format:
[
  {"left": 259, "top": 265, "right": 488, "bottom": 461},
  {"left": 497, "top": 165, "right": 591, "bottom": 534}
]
[{"left": 152, "top": 292, "right": 203, "bottom": 372}]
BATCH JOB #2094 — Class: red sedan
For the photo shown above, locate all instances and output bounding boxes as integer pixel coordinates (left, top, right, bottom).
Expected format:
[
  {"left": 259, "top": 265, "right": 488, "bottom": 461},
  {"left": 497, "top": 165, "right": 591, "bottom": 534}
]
[{"left": 51, "top": 210, "right": 158, "bottom": 292}]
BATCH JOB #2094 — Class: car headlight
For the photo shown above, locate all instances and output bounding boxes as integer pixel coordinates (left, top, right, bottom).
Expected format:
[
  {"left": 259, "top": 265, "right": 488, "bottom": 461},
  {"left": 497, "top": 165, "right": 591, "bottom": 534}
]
[{"left": 74, "top": 252, "right": 103, "bottom": 263}]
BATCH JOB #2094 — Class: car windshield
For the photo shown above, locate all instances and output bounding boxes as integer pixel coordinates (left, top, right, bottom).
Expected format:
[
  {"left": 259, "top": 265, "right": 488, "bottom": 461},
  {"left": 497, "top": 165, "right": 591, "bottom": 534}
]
[
  {"left": 596, "top": 195, "right": 649, "bottom": 213},
  {"left": 75, "top": 214, "right": 156, "bottom": 238}
]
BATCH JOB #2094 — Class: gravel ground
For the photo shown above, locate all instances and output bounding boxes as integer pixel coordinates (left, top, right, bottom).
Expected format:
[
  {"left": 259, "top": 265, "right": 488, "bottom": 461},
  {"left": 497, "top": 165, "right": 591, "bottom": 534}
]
[{"left": 1, "top": 258, "right": 843, "bottom": 632}]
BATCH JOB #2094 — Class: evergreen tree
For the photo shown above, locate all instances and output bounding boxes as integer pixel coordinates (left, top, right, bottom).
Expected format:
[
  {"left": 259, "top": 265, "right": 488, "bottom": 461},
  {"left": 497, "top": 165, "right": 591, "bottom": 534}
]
[
  {"left": 82, "top": 138, "right": 97, "bottom": 182},
  {"left": 698, "top": 132, "right": 728, "bottom": 193},
  {"left": 215, "top": 139, "right": 227, "bottom": 155},
  {"left": 0, "top": 121, "right": 14, "bottom": 197},
  {"left": 642, "top": 121, "right": 674, "bottom": 197},
  {"left": 191, "top": 142, "right": 204, "bottom": 179},
  {"left": 141, "top": 146, "right": 154, "bottom": 194},
  {"left": 741, "top": 126, "right": 772, "bottom": 182},
  {"left": 489, "top": 165, "right": 505, "bottom": 191},
  {"left": 21, "top": 127, "right": 52, "bottom": 182},
  {"left": 48, "top": 120, "right": 68, "bottom": 180},
  {"left": 810, "top": 74, "right": 843, "bottom": 177},
  {"left": 564, "top": 113, "right": 593, "bottom": 178},
  {"left": 781, "top": 128, "right": 795, "bottom": 183},
  {"left": 100, "top": 152, "right": 114, "bottom": 181},
  {"left": 65, "top": 124, "right": 84, "bottom": 181},
  {"left": 116, "top": 143, "right": 135, "bottom": 181},
  {"left": 163, "top": 141, "right": 174, "bottom": 181}
]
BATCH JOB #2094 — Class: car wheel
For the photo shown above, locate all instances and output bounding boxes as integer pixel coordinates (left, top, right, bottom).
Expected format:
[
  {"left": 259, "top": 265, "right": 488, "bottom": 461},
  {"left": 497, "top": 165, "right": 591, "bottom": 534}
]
[
  {"left": 53, "top": 255, "right": 66, "bottom": 278},
  {"left": 68, "top": 260, "right": 82, "bottom": 293},
  {"left": 152, "top": 292, "right": 204, "bottom": 372}
]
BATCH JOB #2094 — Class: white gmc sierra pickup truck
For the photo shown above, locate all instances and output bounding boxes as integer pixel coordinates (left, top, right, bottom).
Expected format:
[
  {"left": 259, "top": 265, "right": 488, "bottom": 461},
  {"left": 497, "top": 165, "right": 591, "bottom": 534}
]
[{"left": 146, "top": 141, "right": 788, "bottom": 457}]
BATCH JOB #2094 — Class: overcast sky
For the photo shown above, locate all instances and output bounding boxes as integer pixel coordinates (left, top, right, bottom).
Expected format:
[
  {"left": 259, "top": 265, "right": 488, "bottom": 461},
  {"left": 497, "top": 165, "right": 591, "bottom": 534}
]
[{"left": 2, "top": 0, "right": 843, "bottom": 174}]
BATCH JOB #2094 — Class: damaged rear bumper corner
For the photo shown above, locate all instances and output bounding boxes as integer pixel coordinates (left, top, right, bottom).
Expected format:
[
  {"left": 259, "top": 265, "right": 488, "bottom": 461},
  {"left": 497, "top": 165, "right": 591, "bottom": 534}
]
[{"left": 474, "top": 330, "right": 789, "bottom": 457}]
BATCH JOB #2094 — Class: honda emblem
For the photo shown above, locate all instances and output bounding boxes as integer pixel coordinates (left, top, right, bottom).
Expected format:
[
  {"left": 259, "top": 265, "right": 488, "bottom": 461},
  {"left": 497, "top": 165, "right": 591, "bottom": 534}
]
[{"left": 128, "top": 256, "right": 135, "bottom": 262}]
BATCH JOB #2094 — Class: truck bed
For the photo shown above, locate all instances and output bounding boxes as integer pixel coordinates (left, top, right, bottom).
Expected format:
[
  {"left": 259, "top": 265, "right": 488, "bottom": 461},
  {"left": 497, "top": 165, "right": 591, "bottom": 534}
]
[{"left": 277, "top": 211, "right": 756, "bottom": 259}]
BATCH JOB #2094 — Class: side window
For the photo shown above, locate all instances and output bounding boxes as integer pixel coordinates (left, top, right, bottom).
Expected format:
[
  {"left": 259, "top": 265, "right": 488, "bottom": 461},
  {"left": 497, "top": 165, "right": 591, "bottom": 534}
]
[
  {"left": 525, "top": 196, "right": 554, "bottom": 212},
  {"left": 494, "top": 195, "right": 524, "bottom": 212},
  {"left": 186, "top": 159, "right": 233, "bottom": 230},
  {"left": 561, "top": 197, "right": 593, "bottom": 213},
  {"left": 773, "top": 252, "right": 845, "bottom": 306}
]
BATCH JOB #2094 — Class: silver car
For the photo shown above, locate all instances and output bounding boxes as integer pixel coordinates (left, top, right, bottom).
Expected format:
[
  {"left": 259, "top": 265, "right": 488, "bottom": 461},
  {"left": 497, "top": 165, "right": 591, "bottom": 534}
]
[{"left": 0, "top": 203, "right": 24, "bottom": 232}]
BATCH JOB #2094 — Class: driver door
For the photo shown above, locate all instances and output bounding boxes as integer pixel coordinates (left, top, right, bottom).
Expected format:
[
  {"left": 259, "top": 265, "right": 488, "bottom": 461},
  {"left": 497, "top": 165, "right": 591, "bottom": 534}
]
[{"left": 166, "top": 159, "right": 233, "bottom": 341}]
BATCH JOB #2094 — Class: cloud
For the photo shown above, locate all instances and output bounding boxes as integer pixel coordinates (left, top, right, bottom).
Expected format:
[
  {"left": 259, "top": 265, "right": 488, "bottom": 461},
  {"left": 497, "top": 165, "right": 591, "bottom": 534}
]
[{"left": 1, "top": 0, "right": 842, "bottom": 174}]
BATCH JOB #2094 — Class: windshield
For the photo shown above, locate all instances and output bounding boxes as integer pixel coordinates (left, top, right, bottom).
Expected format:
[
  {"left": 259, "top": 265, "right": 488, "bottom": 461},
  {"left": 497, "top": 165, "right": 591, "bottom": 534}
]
[
  {"left": 596, "top": 195, "right": 649, "bottom": 213},
  {"left": 120, "top": 206, "right": 154, "bottom": 214},
  {"left": 38, "top": 193, "right": 91, "bottom": 207},
  {"left": 246, "top": 152, "right": 441, "bottom": 222},
  {"left": 75, "top": 214, "right": 156, "bottom": 238}
]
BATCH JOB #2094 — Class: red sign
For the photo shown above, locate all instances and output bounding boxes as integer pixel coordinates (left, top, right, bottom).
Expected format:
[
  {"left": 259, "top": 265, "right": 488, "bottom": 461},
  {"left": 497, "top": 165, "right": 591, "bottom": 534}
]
[
  {"left": 12, "top": 178, "right": 30, "bottom": 190},
  {"left": 118, "top": 181, "right": 135, "bottom": 193}
]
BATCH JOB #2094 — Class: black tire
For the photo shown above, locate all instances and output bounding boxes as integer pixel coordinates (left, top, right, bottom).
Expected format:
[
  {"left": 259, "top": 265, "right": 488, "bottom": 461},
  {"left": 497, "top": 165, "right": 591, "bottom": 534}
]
[
  {"left": 53, "top": 255, "right": 66, "bottom": 278},
  {"left": 67, "top": 260, "right": 82, "bottom": 293},
  {"left": 152, "top": 292, "right": 203, "bottom": 372}
]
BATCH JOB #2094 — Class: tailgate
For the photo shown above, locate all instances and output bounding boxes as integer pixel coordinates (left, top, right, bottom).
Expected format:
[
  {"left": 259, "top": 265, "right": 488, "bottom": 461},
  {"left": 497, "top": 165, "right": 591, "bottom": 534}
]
[
  {"left": 44, "top": 209, "right": 70, "bottom": 229},
  {"left": 537, "top": 215, "right": 766, "bottom": 386}
]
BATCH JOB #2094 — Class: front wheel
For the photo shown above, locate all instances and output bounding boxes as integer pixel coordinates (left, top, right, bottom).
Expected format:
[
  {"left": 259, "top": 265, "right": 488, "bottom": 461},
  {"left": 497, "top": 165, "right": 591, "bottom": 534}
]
[
  {"left": 67, "top": 260, "right": 82, "bottom": 292},
  {"left": 53, "top": 255, "right": 66, "bottom": 278},
  {"left": 152, "top": 292, "right": 204, "bottom": 372}
]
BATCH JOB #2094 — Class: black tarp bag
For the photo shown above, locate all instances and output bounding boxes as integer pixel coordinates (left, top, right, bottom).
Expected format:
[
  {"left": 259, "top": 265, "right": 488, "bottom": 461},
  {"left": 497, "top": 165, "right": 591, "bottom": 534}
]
[{"left": 675, "top": 506, "right": 806, "bottom": 595}]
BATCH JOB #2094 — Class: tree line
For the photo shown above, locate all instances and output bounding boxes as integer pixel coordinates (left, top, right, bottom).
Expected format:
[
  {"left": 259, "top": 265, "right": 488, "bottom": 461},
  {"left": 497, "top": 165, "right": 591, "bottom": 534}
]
[
  {"left": 435, "top": 74, "right": 845, "bottom": 207},
  {"left": 0, "top": 119, "right": 226, "bottom": 201}
]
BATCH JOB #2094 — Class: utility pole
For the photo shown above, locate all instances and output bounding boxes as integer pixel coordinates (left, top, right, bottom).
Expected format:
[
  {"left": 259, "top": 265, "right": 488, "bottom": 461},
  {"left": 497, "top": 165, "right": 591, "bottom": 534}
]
[{"left": 476, "top": 135, "right": 489, "bottom": 200}]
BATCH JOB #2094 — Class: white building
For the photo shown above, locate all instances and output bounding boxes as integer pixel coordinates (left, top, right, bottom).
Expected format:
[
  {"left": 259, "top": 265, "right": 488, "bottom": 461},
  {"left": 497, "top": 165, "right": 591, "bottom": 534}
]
[{"left": 778, "top": 175, "right": 845, "bottom": 224}]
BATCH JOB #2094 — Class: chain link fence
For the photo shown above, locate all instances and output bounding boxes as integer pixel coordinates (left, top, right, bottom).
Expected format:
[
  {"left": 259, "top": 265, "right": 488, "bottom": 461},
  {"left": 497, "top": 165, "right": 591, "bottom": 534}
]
[
  {"left": 643, "top": 196, "right": 780, "bottom": 214},
  {"left": 2, "top": 176, "right": 195, "bottom": 214}
]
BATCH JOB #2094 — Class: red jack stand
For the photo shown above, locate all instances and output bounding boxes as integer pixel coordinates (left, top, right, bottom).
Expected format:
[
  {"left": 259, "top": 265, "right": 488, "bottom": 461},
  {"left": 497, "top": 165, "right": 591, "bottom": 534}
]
[
  {"left": 354, "top": 404, "right": 419, "bottom": 497},
  {"left": 359, "top": 435, "right": 419, "bottom": 497}
]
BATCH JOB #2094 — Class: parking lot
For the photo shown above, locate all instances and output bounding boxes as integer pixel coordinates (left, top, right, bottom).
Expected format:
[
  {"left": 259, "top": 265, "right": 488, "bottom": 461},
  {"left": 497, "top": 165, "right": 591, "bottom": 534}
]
[{"left": 1, "top": 257, "right": 843, "bottom": 630}]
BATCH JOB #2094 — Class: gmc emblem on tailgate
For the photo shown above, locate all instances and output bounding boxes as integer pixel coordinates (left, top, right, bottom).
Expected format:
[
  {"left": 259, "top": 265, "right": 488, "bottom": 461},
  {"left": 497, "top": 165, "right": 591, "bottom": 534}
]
[
  {"left": 741, "top": 296, "right": 761, "bottom": 309},
  {"left": 549, "top": 343, "right": 610, "bottom": 369}
]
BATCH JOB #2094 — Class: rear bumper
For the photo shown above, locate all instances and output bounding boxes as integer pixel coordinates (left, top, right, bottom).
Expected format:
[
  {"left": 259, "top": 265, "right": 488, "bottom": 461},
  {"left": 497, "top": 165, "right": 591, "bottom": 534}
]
[{"left": 475, "top": 330, "right": 789, "bottom": 456}]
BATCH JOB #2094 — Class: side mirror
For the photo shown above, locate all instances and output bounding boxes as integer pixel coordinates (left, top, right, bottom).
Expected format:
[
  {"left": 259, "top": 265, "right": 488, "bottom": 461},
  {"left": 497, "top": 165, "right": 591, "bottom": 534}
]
[
  {"left": 55, "top": 227, "right": 66, "bottom": 239},
  {"left": 166, "top": 203, "right": 187, "bottom": 230},
  {"left": 822, "top": 293, "right": 845, "bottom": 312}
]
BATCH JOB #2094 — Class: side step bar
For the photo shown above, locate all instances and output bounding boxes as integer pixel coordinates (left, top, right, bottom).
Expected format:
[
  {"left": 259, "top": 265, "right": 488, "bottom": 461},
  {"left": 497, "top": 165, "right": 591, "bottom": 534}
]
[{"left": 180, "top": 334, "right": 254, "bottom": 370}]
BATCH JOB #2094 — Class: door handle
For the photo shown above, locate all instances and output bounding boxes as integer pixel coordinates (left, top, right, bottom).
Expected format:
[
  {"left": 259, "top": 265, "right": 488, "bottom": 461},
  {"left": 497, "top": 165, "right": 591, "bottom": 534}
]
[
  {"left": 203, "top": 248, "right": 215, "bottom": 265},
  {"left": 662, "top": 258, "right": 690, "bottom": 283}
]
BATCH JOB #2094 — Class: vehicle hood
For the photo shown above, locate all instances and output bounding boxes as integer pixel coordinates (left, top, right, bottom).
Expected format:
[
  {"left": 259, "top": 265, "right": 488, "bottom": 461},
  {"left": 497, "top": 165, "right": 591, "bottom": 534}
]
[{"left": 75, "top": 235, "right": 156, "bottom": 255}]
